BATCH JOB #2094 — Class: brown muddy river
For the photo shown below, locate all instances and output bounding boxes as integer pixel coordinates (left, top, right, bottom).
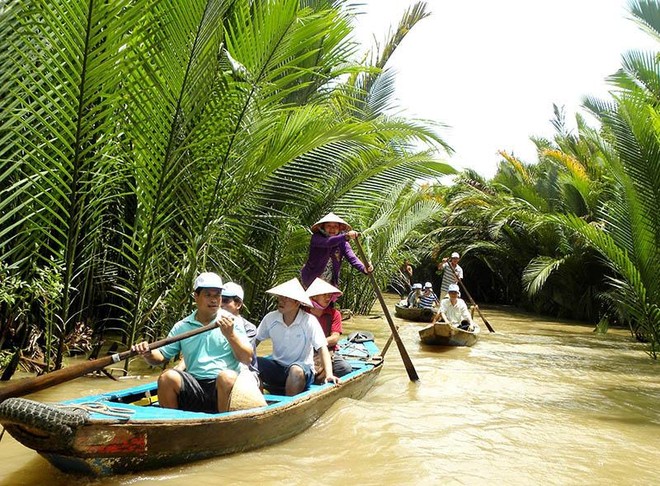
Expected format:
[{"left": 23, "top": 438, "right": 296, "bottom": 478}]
[{"left": 0, "top": 296, "right": 658, "bottom": 485}]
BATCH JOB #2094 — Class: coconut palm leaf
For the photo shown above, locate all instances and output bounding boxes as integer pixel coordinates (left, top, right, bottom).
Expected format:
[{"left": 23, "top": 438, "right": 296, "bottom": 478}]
[
  {"left": 351, "top": 1, "right": 430, "bottom": 99},
  {"left": 0, "top": 0, "right": 163, "bottom": 366},
  {"left": 341, "top": 184, "right": 445, "bottom": 312},
  {"left": 546, "top": 89, "right": 659, "bottom": 353},
  {"left": 629, "top": 0, "right": 660, "bottom": 42},
  {"left": 108, "top": 0, "right": 235, "bottom": 345},
  {"left": 522, "top": 256, "right": 566, "bottom": 296},
  {"left": 194, "top": 0, "right": 452, "bottom": 310},
  {"left": 188, "top": 1, "right": 371, "bottom": 245},
  {"left": 611, "top": 50, "right": 660, "bottom": 101}
]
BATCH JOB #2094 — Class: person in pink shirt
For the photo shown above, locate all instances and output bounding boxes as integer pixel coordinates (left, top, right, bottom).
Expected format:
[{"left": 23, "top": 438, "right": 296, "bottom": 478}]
[{"left": 305, "top": 278, "right": 352, "bottom": 382}]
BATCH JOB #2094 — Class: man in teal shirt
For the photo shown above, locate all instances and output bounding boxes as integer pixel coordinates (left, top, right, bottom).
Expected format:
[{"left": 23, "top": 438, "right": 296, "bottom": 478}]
[{"left": 132, "top": 272, "right": 254, "bottom": 413}]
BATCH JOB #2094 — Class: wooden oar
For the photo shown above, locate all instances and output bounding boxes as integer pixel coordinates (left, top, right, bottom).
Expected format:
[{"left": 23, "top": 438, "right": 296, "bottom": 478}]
[
  {"left": 0, "top": 320, "right": 220, "bottom": 402},
  {"left": 354, "top": 238, "right": 419, "bottom": 382},
  {"left": 447, "top": 264, "right": 495, "bottom": 333}
]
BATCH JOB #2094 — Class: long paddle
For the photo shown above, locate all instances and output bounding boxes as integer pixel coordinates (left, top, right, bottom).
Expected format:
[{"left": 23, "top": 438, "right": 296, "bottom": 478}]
[
  {"left": 447, "top": 264, "right": 495, "bottom": 333},
  {"left": 354, "top": 238, "right": 419, "bottom": 382},
  {"left": 0, "top": 320, "right": 220, "bottom": 402}
]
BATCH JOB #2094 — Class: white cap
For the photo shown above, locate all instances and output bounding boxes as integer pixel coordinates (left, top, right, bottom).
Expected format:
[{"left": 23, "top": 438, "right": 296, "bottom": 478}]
[
  {"left": 447, "top": 283, "right": 460, "bottom": 295},
  {"left": 451, "top": 252, "right": 460, "bottom": 259},
  {"left": 222, "top": 282, "right": 244, "bottom": 301},
  {"left": 305, "top": 278, "right": 342, "bottom": 298},
  {"left": 311, "top": 212, "right": 352, "bottom": 233},
  {"left": 194, "top": 272, "right": 223, "bottom": 291},
  {"left": 412, "top": 283, "right": 422, "bottom": 289},
  {"left": 266, "top": 278, "right": 313, "bottom": 306},
  {"left": 424, "top": 282, "right": 433, "bottom": 288}
]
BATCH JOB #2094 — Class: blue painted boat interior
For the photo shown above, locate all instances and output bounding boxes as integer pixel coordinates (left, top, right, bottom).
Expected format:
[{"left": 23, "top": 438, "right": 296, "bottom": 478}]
[{"left": 62, "top": 338, "right": 379, "bottom": 422}]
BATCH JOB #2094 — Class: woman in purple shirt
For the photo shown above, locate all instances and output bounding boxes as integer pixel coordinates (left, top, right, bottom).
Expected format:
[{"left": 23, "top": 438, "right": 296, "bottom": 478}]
[{"left": 300, "top": 212, "right": 373, "bottom": 289}]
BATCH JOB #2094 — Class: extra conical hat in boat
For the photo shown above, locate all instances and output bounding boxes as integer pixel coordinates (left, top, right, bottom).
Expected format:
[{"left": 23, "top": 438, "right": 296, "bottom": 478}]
[
  {"left": 227, "top": 372, "right": 267, "bottom": 411},
  {"left": 311, "top": 212, "right": 352, "bottom": 233},
  {"left": 305, "top": 278, "right": 342, "bottom": 298},
  {"left": 266, "top": 278, "right": 313, "bottom": 307}
]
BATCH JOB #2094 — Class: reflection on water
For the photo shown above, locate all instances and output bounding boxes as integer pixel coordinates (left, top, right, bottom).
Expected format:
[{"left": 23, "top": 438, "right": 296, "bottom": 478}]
[{"left": 1, "top": 297, "right": 658, "bottom": 485}]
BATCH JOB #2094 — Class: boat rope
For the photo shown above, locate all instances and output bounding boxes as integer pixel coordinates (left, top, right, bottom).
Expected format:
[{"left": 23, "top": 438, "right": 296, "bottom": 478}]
[{"left": 60, "top": 402, "right": 135, "bottom": 421}]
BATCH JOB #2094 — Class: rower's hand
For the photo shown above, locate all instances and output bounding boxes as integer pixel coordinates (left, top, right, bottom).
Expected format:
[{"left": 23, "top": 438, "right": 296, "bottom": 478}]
[
  {"left": 325, "top": 375, "right": 340, "bottom": 385},
  {"left": 365, "top": 263, "right": 374, "bottom": 274},
  {"left": 345, "top": 230, "right": 359, "bottom": 240},
  {"left": 217, "top": 315, "right": 235, "bottom": 337},
  {"left": 131, "top": 340, "right": 151, "bottom": 356}
]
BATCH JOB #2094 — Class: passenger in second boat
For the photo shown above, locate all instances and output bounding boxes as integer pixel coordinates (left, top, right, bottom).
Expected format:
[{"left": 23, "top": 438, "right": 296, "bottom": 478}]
[
  {"left": 433, "top": 283, "right": 473, "bottom": 331},
  {"left": 419, "top": 282, "right": 439, "bottom": 309},
  {"left": 406, "top": 283, "right": 423, "bottom": 308}
]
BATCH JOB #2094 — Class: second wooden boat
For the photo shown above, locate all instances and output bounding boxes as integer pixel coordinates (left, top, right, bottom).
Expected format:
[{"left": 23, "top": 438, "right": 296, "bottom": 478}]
[
  {"left": 394, "top": 303, "right": 435, "bottom": 322},
  {"left": 418, "top": 321, "right": 480, "bottom": 347}
]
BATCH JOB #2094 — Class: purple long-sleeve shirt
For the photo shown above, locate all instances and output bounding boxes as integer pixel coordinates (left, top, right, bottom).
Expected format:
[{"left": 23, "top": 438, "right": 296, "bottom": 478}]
[{"left": 301, "top": 232, "right": 367, "bottom": 288}]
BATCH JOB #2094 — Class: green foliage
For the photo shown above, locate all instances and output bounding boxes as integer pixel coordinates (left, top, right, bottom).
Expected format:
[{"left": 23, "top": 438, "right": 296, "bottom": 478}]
[
  {"left": 424, "top": 1, "right": 660, "bottom": 358},
  {"left": 0, "top": 0, "right": 453, "bottom": 376},
  {"left": 0, "top": 261, "right": 63, "bottom": 371}
]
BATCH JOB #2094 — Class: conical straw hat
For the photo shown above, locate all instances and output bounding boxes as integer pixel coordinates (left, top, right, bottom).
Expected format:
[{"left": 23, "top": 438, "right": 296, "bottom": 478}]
[
  {"left": 311, "top": 212, "right": 352, "bottom": 233},
  {"left": 305, "top": 278, "right": 342, "bottom": 298},
  {"left": 228, "top": 371, "right": 267, "bottom": 411},
  {"left": 266, "top": 278, "right": 313, "bottom": 306}
]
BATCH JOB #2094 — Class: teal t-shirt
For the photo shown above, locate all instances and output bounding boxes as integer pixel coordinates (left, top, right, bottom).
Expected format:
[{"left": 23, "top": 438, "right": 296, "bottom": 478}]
[{"left": 159, "top": 311, "right": 248, "bottom": 380}]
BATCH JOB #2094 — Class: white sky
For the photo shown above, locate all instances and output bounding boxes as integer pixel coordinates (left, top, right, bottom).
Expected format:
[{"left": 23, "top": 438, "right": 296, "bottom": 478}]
[{"left": 353, "top": 0, "right": 657, "bottom": 178}]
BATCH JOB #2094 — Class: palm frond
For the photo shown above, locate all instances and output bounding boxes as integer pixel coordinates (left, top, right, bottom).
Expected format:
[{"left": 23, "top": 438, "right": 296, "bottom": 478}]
[
  {"left": 0, "top": 0, "right": 163, "bottom": 364},
  {"left": 522, "top": 256, "right": 566, "bottom": 296},
  {"left": 628, "top": 0, "right": 660, "bottom": 43}
]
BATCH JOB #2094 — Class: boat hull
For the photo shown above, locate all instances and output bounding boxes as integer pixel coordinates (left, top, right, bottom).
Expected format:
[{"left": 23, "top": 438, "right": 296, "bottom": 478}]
[
  {"left": 418, "top": 322, "right": 480, "bottom": 347},
  {"left": 0, "top": 341, "right": 382, "bottom": 476},
  {"left": 394, "top": 304, "right": 435, "bottom": 322}
]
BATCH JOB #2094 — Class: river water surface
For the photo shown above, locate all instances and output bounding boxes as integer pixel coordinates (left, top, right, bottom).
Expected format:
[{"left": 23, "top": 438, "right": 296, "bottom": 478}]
[{"left": 0, "top": 296, "right": 658, "bottom": 485}]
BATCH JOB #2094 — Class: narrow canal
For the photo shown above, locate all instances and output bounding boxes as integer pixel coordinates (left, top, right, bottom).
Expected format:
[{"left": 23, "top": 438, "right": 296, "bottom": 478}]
[{"left": 1, "top": 295, "right": 657, "bottom": 485}]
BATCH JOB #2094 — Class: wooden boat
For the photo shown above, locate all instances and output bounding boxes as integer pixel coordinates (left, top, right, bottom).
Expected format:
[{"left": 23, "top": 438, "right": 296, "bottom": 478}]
[
  {"left": 394, "top": 303, "right": 436, "bottom": 322},
  {"left": 0, "top": 337, "right": 382, "bottom": 476},
  {"left": 418, "top": 321, "right": 480, "bottom": 347}
]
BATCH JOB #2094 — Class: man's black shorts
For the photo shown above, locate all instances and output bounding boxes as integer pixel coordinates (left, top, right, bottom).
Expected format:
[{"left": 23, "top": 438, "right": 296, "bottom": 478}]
[{"left": 173, "top": 369, "right": 217, "bottom": 413}]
